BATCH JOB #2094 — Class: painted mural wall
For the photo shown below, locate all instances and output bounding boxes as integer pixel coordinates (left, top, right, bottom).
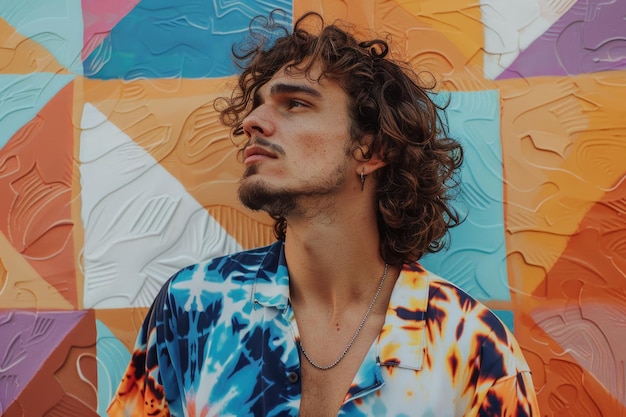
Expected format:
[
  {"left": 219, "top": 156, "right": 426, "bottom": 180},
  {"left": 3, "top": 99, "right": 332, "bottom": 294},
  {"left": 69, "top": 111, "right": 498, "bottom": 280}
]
[{"left": 0, "top": 0, "right": 625, "bottom": 415}]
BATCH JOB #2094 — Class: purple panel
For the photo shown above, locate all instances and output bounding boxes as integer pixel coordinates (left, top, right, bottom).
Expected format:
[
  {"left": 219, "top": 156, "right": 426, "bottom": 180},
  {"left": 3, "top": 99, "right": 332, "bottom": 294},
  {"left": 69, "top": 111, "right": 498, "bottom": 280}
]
[
  {"left": 498, "top": 0, "right": 626, "bottom": 79},
  {"left": 0, "top": 310, "right": 87, "bottom": 412}
]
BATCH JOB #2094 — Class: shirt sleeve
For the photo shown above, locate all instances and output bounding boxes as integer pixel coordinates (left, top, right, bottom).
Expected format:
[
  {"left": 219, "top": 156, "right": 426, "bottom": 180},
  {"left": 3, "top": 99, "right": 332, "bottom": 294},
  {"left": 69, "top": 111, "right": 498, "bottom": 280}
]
[
  {"left": 478, "top": 371, "right": 540, "bottom": 417},
  {"left": 107, "top": 282, "right": 177, "bottom": 417}
]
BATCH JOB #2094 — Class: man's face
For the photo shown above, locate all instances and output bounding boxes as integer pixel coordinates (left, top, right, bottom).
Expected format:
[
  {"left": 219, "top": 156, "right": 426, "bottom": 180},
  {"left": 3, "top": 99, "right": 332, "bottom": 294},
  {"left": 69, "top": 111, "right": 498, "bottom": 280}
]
[{"left": 237, "top": 63, "right": 356, "bottom": 217}]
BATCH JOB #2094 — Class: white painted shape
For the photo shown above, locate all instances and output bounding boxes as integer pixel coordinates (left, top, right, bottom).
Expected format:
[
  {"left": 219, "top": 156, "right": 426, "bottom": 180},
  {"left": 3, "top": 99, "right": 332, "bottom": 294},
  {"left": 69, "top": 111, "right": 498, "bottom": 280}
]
[
  {"left": 481, "top": 0, "right": 577, "bottom": 79},
  {"left": 79, "top": 103, "right": 242, "bottom": 309}
]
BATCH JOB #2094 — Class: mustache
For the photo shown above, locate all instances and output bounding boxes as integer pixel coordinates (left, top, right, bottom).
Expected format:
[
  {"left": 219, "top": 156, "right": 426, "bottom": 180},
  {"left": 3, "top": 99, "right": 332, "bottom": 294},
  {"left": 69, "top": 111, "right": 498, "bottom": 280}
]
[{"left": 244, "top": 137, "right": 286, "bottom": 157}]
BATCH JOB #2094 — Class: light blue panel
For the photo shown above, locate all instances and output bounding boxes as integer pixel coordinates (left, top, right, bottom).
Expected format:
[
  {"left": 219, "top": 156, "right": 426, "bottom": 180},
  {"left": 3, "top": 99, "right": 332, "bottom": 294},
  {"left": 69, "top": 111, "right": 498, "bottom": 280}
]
[
  {"left": 0, "top": 73, "right": 74, "bottom": 150},
  {"left": 0, "top": 0, "right": 84, "bottom": 74},
  {"left": 96, "top": 320, "right": 133, "bottom": 417},
  {"left": 84, "top": 0, "right": 292, "bottom": 79},
  {"left": 421, "top": 90, "right": 510, "bottom": 302}
]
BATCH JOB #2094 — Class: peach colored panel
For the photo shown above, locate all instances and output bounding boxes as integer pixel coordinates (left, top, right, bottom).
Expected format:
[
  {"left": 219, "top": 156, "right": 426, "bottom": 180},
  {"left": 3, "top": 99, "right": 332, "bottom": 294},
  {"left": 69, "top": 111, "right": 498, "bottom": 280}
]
[
  {"left": 96, "top": 308, "right": 149, "bottom": 352},
  {"left": 0, "top": 231, "right": 73, "bottom": 309},
  {"left": 296, "top": 0, "right": 491, "bottom": 92},
  {"left": 0, "top": 18, "right": 69, "bottom": 74}
]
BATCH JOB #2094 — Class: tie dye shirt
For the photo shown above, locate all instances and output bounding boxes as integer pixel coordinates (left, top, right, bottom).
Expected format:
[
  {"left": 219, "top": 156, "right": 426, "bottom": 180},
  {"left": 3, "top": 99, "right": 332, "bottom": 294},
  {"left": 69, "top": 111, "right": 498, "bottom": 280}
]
[{"left": 108, "top": 241, "right": 539, "bottom": 417}]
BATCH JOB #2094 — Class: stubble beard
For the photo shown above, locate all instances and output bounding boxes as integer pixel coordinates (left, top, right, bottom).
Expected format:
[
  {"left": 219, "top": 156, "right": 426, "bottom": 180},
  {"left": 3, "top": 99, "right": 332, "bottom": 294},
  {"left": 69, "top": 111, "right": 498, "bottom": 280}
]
[{"left": 238, "top": 164, "right": 347, "bottom": 219}]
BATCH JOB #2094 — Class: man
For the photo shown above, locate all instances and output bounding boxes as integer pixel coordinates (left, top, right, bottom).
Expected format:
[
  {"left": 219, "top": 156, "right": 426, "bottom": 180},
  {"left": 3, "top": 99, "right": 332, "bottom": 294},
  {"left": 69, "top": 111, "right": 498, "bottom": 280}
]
[{"left": 108, "top": 11, "right": 539, "bottom": 417}]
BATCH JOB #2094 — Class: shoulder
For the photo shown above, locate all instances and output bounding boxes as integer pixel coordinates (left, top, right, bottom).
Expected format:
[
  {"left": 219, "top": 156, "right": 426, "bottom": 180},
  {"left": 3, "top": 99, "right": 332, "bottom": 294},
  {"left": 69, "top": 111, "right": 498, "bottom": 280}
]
[
  {"left": 157, "top": 242, "right": 283, "bottom": 309},
  {"left": 169, "top": 242, "right": 280, "bottom": 285},
  {"left": 424, "top": 269, "right": 506, "bottom": 336},
  {"left": 418, "top": 266, "right": 531, "bottom": 375}
]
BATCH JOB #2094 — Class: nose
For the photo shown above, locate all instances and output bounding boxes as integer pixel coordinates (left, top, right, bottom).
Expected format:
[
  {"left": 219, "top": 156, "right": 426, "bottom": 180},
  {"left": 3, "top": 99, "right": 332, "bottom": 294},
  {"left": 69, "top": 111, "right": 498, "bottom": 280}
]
[{"left": 242, "top": 105, "right": 275, "bottom": 138}]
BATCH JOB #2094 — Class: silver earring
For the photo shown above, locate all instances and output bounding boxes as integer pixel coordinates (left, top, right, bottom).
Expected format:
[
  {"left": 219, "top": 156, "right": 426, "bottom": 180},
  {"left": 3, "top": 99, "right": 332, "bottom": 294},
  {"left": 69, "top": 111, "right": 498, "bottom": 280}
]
[{"left": 360, "top": 169, "right": 366, "bottom": 191}]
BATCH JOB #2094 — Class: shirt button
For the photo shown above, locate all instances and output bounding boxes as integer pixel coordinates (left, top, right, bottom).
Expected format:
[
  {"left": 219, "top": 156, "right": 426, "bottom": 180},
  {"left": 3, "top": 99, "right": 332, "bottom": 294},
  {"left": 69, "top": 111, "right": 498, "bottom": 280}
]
[{"left": 287, "top": 371, "right": 299, "bottom": 384}]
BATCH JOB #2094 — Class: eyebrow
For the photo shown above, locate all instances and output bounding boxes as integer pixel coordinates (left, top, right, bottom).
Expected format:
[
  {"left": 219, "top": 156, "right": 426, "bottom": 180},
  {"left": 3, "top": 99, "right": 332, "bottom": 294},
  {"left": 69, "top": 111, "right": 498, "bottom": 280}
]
[
  {"left": 252, "top": 82, "right": 323, "bottom": 109},
  {"left": 269, "top": 82, "right": 322, "bottom": 98}
]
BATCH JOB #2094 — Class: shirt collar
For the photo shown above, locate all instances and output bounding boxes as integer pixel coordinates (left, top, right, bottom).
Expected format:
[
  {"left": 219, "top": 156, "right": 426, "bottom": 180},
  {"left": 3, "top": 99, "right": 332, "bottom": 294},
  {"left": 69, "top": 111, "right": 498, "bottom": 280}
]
[
  {"left": 252, "top": 241, "right": 290, "bottom": 311},
  {"left": 377, "top": 263, "right": 430, "bottom": 371}
]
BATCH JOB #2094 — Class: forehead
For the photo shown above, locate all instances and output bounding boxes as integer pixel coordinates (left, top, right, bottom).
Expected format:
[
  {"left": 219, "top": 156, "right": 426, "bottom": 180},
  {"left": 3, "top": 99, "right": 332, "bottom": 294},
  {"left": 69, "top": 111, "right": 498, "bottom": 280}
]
[{"left": 258, "top": 62, "right": 344, "bottom": 98}]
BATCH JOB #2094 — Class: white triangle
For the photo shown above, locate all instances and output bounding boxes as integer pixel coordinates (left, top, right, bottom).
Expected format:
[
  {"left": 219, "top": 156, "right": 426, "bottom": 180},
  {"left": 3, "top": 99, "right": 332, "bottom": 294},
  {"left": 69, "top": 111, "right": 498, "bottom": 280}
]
[
  {"left": 79, "top": 103, "right": 242, "bottom": 308},
  {"left": 482, "top": 0, "right": 577, "bottom": 79}
]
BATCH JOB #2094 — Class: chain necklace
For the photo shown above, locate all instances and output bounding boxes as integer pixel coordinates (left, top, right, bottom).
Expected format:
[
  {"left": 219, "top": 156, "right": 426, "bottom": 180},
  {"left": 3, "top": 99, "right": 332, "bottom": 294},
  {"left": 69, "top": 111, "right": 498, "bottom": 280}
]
[{"left": 299, "top": 263, "right": 389, "bottom": 371}]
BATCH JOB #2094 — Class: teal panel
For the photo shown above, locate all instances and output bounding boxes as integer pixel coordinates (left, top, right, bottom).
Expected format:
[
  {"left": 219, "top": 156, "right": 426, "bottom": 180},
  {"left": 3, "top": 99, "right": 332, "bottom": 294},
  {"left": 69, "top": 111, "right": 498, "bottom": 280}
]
[
  {"left": 0, "top": 74, "right": 74, "bottom": 150},
  {"left": 421, "top": 90, "right": 511, "bottom": 302},
  {"left": 0, "top": 0, "right": 84, "bottom": 74},
  {"left": 96, "top": 319, "right": 133, "bottom": 417}
]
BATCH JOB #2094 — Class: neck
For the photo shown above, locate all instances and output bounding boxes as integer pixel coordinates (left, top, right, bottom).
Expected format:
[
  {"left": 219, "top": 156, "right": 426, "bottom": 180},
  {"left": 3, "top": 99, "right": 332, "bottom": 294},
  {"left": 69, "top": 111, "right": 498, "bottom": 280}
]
[{"left": 283, "top": 196, "right": 395, "bottom": 310}]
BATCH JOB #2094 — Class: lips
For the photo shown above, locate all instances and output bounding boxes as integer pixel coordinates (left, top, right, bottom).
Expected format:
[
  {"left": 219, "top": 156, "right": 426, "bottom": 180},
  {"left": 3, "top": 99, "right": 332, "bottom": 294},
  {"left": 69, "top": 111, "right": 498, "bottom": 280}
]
[{"left": 243, "top": 145, "right": 278, "bottom": 165}]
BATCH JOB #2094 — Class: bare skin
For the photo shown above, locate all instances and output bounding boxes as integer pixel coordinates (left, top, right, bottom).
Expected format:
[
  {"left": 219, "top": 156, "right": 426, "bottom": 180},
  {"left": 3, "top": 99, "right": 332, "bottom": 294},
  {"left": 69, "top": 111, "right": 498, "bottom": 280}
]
[{"left": 240, "top": 63, "right": 398, "bottom": 416}]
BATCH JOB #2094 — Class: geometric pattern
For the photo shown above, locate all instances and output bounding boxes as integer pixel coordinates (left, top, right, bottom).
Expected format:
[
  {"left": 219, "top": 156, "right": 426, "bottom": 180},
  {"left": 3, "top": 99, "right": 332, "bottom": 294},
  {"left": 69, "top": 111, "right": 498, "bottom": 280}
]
[
  {"left": 80, "top": 102, "right": 242, "bottom": 308},
  {"left": 83, "top": 0, "right": 292, "bottom": 79},
  {"left": 488, "top": 0, "right": 626, "bottom": 79},
  {"left": 1, "top": 0, "right": 625, "bottom": 416}
]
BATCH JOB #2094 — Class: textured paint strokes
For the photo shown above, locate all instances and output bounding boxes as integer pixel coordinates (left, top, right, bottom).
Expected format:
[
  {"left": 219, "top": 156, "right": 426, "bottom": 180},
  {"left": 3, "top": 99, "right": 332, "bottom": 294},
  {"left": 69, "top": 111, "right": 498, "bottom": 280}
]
[
  {"left": 94, "top": 308, "right": 149, "bottom": 415},
  {"left": 501, "top": 72, "right": 626, "bottom": 294},
  {"left": 0, "top": 73, "right": 74, "bottom": 150},
  {"left": 83, "top": 0, "right": 292, "bottom": 79},
  {"left": 394, "top": 0, "right": 484, "bottom": 66},
  {"left": 527, "top": 180, "right": 626, "bottom": 414},
  {"left": 297, "top": 0, "right": 491, "bottom": 91},
  {"left": 95, "top": 318, "right": 136, "bottom": 417},
  {"left": 0, "top": 0, "right": 84, "bottom": 74},
  {"left": 0, "top": 310, "right": 87, "bottom": 413},
  {"left": 80, "top": 0, "right": 142, "bottom": 59},
  {"left": 0, "top": 80, "right": 78, "bottom": 307},
  {"left": 0, "top": 18, "right": 70, "bottom": 74},
  {"left": 481, "top": 0, "right": 577, "bottom": 79},
  {"left": 1, "top": 310, "right": 98, "bottom": 417},
  {"left": 79, "top": 77, "right": 274, "bottom": 250},
  {"left": 497, "top": 0, "right": 626, "bottom": 79},
  {"left": 421, "top": 90, "right": 511, "bottom": 307},
  {"left": 0, "top": 232, "right": 73, "bottom": 309},
  {"left": 499, "top": 71, "right": 626, "bottom": 415},
  {"left": 79, "top": 103, "right": 241, "bottom": 309}
]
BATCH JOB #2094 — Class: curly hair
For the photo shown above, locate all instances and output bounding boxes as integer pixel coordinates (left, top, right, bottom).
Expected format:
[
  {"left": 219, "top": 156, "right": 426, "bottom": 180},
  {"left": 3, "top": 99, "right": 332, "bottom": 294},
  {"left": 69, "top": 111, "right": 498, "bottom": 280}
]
[{"left": 216, "top": 11, "right": 463, "bottom": 265}]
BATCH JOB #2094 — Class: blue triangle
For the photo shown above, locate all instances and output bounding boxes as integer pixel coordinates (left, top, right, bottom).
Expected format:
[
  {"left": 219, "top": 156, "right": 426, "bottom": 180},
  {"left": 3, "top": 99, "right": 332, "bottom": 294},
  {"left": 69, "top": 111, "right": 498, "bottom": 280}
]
[{"left": 83, "top": 0, "right": 292, "bottom": 80}]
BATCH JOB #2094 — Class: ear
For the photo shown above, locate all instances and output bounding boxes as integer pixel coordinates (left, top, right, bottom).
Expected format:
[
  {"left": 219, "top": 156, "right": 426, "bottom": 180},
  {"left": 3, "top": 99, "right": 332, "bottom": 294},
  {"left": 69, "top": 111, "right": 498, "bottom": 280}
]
[
  {"left": 353, "top": 135, "right": 386, "bottom": 176},
  {"left": 357, "top": 154, "right": 386, "bottom": 176}
]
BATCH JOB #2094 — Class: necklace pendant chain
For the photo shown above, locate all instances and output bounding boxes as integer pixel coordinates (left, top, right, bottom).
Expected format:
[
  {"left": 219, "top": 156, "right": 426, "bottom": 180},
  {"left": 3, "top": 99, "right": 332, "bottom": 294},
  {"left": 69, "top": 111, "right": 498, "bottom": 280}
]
[{"left": 299, "top": 263, "right": 389, "bottom": 371}]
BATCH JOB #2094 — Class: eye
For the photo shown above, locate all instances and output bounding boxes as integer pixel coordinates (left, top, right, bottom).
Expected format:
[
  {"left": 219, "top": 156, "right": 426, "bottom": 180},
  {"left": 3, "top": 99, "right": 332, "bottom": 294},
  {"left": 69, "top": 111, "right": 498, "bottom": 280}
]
[{"left": 287, "top": 99, "right": 308, "bottom": 109}]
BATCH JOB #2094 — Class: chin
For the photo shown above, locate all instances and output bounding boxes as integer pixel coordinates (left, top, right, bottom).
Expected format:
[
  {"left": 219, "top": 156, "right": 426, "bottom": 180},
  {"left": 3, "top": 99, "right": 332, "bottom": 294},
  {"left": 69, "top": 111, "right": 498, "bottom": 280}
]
[{"left": 238, "top": 178, "right": 296, "bottom": 217}]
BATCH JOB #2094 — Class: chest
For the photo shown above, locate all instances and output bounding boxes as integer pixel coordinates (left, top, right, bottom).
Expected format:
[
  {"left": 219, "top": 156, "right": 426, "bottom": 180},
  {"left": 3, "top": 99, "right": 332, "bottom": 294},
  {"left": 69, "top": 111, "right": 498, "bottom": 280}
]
[{"left": 172, "top": 301, "right": 474, "bottom": 417}]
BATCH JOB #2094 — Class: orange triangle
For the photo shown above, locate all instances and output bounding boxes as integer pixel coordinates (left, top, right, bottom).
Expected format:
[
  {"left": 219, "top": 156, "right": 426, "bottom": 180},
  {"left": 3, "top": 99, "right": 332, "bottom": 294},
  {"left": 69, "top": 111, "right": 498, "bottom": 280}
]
[
  {"left": 0, "top": 18, "right": 70, "bottom": 74},
  {"left": 0, "top": 81, "right": 78, "bottom": 307},
  {"left": 0, "top": 231, "right": 73, "bottom": 309}
]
